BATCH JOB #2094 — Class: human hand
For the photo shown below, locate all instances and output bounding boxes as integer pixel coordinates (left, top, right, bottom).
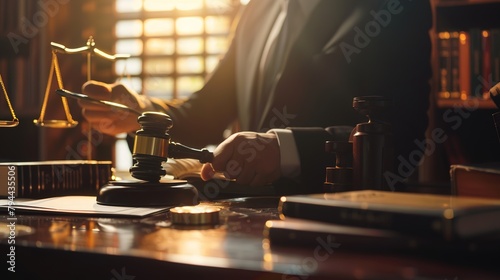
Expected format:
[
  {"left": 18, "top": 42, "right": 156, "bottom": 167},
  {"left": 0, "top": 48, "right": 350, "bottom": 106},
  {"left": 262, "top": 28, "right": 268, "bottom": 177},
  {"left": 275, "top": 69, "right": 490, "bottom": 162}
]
[
  {"left": 80, "top": 80, "right": 156, "bottom": 136},
  {"left": 200, "top": 132, "right": 281, "bottom": 186}
]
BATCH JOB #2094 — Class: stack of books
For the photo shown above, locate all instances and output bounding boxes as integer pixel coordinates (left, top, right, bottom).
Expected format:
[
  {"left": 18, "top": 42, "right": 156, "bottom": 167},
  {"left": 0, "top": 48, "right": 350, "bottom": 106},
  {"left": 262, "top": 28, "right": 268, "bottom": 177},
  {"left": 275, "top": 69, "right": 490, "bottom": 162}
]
[
  {"left": 0, "top": 160, "right": 113, "bottom": 198},
  {"left": 265, "top": 190, "right": 500, "bottom": 253}
]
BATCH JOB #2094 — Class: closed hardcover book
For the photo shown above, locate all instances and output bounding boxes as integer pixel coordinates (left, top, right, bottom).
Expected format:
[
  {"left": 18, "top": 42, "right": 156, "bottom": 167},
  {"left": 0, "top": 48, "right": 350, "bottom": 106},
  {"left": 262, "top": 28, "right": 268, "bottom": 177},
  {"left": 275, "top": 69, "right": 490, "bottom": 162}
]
[
  {"left": 450, "top": 163, "right": 500, "bottom": 199},
  {"left": 450, "top": 31, "right": 461, "bottom": 98},
  {"left": 438, "top": 32, "right": 452, "bottom": 98},
  {"left": 458, "top": 31, "right": 471, "bottom": 99},
  {"left": 264, "top": 218, "right": 500, "bottom": 254},
  {"left": 0, "top": 160, "right": 113, "bottom": 198},
  {"left": 469, "top": 28, "right": 483, "bottom": 97},
  {"left": 278, "top": 190, "right": 500, "bottom": 241},
  {"left": 482, "top": 29, "right": 492, "bottom": 97},
  {"left": 264, "top": 218, "right": 425, "bottom": 252}
]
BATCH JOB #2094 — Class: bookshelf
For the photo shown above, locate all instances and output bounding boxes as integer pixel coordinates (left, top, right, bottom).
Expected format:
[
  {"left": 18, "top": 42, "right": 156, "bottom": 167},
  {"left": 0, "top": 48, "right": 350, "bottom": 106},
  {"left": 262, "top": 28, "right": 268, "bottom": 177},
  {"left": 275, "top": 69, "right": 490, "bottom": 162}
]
[
  {"left": 420, "top": 0, "right": 500, "bottom": 184},
  {"left": 433, "top": 0, "right": 500, "bottom": 108}
]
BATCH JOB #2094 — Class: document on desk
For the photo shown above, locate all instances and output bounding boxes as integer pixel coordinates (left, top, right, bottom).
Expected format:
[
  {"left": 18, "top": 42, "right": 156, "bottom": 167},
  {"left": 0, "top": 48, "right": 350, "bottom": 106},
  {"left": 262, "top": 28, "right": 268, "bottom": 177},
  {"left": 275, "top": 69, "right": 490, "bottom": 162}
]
[{"left": 0, "top": 196, "right": 169, "bottom": 217}]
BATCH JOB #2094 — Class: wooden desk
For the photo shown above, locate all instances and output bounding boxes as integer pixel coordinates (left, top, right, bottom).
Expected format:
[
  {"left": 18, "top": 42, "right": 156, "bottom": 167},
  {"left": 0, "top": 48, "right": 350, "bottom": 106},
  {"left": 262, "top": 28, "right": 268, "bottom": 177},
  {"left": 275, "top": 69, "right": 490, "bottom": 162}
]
[{"left": 1, "top": 196, "right": 499, "bottom": 280}]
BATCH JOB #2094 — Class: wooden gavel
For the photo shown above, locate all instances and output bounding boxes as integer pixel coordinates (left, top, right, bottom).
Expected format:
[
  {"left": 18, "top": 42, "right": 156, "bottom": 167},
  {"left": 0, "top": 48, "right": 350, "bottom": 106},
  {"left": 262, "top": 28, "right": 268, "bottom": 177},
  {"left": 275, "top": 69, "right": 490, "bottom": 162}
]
[{"left": 129, "top": 112, "right": 214, "bottom": 182}]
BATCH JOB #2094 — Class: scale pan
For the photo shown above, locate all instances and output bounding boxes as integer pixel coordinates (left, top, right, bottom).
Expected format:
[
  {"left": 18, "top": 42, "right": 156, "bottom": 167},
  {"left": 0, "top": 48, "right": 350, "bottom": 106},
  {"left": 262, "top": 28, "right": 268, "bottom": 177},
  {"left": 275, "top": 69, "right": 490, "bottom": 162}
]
[
  {"left": 0, "top": 119, "right": 19, "bottom": 127},
  {"left": 33, "top": 119, "right": 78, "bottom": 128}
]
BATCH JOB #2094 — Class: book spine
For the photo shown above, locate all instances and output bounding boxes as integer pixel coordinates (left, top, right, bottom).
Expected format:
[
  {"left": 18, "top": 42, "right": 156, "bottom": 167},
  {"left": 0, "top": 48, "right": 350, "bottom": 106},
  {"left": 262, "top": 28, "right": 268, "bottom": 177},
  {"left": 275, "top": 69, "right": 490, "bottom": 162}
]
[
  {"left": 458, "top": 31, "right": 471, "bottom": 99},
  {"left": 438, "top": 32, "right": 452, "bottom": 98},
  {"left": 469, "top": 28, "right": 483, "bottom": 97},
  {"left": 0, "top": 163, "right": 112, "bottom": 198},
  {"left": 0, "top": 166, "right": 17, "bottom": 198},
  {"left": 450, "top": 32, "right": 461, "bottom": 99},
  {"left": 279, "top": 200, "right": 454, "bottom": 240},
  {"left": 482, "top": 30, "right": 492, "bottom": 98},
  {"left": 491, "top": 28, "right": 500, "bottom": 88}
]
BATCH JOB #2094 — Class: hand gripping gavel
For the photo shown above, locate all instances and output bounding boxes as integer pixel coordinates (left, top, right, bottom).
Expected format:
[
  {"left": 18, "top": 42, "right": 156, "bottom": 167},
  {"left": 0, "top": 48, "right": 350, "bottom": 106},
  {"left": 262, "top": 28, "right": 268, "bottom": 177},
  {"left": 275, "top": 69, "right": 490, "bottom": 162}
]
[{"left": 129, "top": 112, "right": 214, "bottom": 182}]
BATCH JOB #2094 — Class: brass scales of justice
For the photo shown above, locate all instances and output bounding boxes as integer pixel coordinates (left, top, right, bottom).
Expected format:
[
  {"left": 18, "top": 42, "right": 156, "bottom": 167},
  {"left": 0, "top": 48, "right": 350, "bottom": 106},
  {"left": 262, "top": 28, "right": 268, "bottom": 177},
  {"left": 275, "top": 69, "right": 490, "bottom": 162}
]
[{"left": 32, "top": 36, "right": 130, "bottom": 159}]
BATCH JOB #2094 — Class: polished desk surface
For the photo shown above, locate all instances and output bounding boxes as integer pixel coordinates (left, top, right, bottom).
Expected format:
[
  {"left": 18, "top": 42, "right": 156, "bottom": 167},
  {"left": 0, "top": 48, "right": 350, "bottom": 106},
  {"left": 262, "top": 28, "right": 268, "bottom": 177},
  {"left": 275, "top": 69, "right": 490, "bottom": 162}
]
[{"left": 1, "top": 196, "right": 499, "bottom": 280}]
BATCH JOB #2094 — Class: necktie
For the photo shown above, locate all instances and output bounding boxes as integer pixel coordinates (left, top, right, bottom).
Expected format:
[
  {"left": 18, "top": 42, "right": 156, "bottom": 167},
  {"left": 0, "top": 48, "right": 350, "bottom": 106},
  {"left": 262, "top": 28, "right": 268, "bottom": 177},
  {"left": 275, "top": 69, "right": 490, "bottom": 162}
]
[{"left": 255, "top": 0, "right": 303, "bottom": 122}]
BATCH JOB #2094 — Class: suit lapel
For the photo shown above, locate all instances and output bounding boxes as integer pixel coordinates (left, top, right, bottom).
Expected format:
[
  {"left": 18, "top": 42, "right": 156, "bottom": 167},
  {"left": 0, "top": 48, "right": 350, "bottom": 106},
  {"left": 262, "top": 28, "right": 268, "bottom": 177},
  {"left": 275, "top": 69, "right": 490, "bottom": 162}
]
[
  {"left": 256, "top": 0, "right": 386, "bottom": 129},
  {"left": 257, "top": 0, "right": 357, "bottom": 129},
  {"left": 235, "top": 1, "right": 282, "bottom": 130}
]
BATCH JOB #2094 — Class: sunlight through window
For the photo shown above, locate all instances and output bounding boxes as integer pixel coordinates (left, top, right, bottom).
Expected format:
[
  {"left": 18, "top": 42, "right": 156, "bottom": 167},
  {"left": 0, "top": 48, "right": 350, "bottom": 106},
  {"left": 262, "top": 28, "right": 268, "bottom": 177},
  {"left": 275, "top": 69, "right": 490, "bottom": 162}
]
[{"left": 114, "top": 0, "right": 245, "bottom": 99}]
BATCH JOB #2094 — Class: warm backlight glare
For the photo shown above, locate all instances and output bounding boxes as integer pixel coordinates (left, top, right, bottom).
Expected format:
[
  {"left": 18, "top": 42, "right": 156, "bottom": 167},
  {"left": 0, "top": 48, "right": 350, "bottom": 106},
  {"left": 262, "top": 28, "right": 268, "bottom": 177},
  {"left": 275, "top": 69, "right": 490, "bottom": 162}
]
[
  {"left": 145, "top": 39, "right": 175, "bottom": 55},
  {"left": 116, "top": 0, "right": 141, "bottom": 12},
  {"left": 176, "top": 17, "right": 204, "bottom": 35},
  {"left": 115, "top": 20, "right": 142, "bottom": 37},
  {"left": 144, "top": 18, "right": 175, "bottom": 36},
  {"left": 144, "top": 0, "right": 203, "bottom": 11},
  {"left": 114, "top": 0, "right": 246, "bottom": 98}
]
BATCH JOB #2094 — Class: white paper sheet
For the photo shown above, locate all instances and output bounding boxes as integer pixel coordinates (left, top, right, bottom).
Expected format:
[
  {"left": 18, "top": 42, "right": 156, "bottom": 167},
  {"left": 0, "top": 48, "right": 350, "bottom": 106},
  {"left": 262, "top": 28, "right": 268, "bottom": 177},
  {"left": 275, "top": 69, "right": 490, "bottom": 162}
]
[{"left": 0, "top": 196, "right": 169, "bottom": 217}]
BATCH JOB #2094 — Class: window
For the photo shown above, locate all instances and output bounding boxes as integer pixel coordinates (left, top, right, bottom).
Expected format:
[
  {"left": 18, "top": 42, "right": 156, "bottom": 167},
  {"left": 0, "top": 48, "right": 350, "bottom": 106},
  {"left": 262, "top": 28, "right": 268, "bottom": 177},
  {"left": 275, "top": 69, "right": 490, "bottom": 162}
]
[
  {"left": 113, "top": 0, "right": 248, "bottom": 100},
  {"left": 112, "top": 0, "right": 248, "bottom": 171}
]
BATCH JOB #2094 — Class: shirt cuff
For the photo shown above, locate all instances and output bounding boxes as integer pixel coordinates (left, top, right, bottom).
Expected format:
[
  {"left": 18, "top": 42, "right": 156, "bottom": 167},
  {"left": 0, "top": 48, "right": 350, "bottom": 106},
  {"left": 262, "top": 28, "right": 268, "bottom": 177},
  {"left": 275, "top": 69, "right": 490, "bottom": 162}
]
[{"left": 268, "top": 128, "right": 301, "bottom": 178}]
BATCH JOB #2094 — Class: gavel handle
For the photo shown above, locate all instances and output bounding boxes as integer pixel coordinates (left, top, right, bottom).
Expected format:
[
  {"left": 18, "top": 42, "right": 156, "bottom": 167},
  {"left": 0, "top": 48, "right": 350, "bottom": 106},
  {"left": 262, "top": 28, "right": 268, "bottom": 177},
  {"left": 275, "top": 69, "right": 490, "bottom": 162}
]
[{"left": 168, "top": 142, "right": 214, "bottom": 163}]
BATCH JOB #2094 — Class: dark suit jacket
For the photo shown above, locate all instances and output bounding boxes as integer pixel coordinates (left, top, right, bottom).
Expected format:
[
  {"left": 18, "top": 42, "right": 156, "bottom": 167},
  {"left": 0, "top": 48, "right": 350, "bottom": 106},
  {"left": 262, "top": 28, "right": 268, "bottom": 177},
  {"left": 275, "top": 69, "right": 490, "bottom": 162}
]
[{"left": 165, "top": 0, "right": 433, "bottom": 194}]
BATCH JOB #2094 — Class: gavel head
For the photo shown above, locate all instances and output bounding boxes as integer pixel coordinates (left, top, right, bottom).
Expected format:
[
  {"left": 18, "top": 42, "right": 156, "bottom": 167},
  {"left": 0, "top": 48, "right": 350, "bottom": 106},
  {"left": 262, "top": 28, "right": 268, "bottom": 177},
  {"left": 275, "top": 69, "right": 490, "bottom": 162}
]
[{"left": 129, "top": 112, "right": 173, "bottom": 182}]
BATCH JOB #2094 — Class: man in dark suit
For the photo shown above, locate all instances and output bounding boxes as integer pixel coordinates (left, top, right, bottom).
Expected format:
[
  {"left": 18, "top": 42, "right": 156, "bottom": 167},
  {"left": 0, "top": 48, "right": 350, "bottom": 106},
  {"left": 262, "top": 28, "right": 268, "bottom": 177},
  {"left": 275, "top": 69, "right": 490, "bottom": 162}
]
[{"left": 80, "top": 0, "right": 432, "bottom": 194}]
